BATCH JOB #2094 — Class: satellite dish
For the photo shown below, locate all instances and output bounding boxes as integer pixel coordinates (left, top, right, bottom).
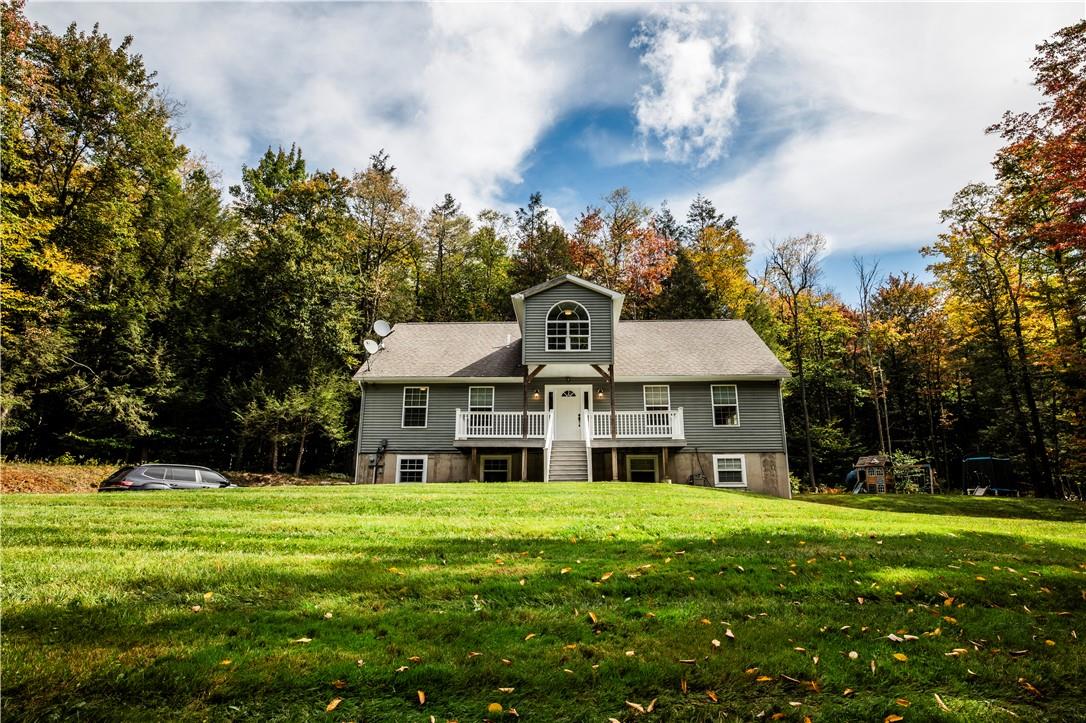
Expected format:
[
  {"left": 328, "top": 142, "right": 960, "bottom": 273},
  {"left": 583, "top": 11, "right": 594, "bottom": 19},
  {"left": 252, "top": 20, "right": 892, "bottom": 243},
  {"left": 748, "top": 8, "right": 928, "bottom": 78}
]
[
  {"left": 373, "top": 319, "right": 392, "bottom": 337},
  {"left": 363, "top": 339, "right": 380, "bottom": 354}
]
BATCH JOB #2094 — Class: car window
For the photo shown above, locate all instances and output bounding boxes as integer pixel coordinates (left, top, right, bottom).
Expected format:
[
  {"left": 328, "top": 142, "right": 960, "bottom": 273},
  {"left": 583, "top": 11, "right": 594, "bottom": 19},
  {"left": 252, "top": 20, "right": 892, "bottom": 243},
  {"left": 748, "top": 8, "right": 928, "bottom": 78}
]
[
  {"left": 168, "top": 467, "right": 198, "bottom": 482},
  {"left": 103, "top": 466, "right": 134, "bottom": 484},
  {"left": 143, "top": 466, "right": 168, "bottom": 480},
  {"left": 200, "top": 470, "right": 227, "bottom": 484}
]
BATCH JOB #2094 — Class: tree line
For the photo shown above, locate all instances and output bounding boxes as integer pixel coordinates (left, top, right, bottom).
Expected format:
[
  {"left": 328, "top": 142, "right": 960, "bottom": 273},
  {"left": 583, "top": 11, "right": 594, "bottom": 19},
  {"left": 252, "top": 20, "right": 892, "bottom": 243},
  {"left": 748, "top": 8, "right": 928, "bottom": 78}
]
[{"left": 2, "top": 4, "right": 1082, "bottom": 496}]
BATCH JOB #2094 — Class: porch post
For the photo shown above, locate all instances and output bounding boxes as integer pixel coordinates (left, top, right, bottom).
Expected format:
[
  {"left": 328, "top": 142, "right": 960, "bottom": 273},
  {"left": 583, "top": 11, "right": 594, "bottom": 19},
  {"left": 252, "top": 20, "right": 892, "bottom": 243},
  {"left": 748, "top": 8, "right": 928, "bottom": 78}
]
[
  {"left": 522, "top": 368, "right": 529, "bottom": 439},
  {"left": 608, "top": 363, "right": 616, "bottom": 440},
  {"left": 611, "top": 447, "right": 619, "bottom": 481},
  {"left": 521, "top": 449, "right": 528, "bottom": 481},
  {"left": 470, "top": 447, "right": 478, "bottom": 480},
  {"left": 662, "top": 447, "right": 669, "bottom": 482}
]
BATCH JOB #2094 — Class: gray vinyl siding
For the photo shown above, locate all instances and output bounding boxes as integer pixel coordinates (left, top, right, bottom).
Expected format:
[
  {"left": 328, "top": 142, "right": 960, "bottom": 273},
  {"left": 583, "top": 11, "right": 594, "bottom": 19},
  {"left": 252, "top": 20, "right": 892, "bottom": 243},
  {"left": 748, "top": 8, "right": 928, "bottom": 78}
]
[
  {"left": 359, "top": 379, "right": 785, "bottom": 454},
  {"left": 522, "top": 282, "right": 614, "bottom": 365}
]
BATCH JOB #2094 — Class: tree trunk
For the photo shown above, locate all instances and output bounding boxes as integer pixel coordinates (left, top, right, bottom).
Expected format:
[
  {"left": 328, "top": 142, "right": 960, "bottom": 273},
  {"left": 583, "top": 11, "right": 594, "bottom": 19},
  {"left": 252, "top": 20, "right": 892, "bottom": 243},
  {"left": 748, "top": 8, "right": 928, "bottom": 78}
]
[
  {"left": 994, "top": 257, "right": 1054, "bottom": 496},
  {"left": 792, "top": 313, "right": 817, "bottom": 488},
  {"left": 293, "top": 424, "right": 309, "bottom": 477}
]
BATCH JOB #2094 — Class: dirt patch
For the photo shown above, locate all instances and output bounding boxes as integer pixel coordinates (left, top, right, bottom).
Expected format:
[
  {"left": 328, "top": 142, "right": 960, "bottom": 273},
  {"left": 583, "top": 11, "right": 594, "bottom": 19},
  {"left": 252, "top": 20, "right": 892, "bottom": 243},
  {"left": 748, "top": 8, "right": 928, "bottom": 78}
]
[
  {"left": 1, "top": 463, "right": 116, "bottom": 494},
  {"left": 228, "top": 472, "right": 352, "bottom": 488}
]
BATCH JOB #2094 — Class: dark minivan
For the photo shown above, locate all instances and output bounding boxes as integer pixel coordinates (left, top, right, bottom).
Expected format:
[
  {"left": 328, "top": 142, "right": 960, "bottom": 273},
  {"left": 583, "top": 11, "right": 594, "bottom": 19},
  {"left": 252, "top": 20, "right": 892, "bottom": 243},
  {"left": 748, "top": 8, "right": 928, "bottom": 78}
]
[{"left": 99, "top": 464, "right": 235, "bottom": 491}]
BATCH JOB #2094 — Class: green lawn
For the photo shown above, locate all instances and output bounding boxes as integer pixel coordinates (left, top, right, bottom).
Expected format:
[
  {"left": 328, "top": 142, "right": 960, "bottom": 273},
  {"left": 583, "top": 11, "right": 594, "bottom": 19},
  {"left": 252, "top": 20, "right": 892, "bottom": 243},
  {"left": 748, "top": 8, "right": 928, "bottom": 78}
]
[{"left": 3, "top": 485, "right": 1083, "bottom": 722}]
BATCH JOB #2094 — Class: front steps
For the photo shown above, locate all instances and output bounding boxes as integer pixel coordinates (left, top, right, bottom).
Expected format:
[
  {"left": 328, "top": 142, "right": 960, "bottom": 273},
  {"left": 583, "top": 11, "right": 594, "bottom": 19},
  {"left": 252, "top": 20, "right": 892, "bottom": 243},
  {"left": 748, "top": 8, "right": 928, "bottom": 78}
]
[{"left": 548, "top": 440, "right": 589, "bottom": 481}]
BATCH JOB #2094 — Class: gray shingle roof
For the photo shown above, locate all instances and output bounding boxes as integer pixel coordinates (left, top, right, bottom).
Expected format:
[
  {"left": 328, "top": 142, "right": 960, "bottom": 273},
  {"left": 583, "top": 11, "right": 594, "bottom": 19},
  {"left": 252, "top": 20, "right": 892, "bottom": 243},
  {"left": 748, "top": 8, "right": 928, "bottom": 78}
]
[{"left": 354, "top": 320, "right": 789, "bottom": 380}]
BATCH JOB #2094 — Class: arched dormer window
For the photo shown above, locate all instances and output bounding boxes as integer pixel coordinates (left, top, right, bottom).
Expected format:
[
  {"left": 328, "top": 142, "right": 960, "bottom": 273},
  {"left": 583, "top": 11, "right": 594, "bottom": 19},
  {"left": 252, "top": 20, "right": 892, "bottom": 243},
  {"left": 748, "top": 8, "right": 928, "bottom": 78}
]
[{"left": 546, "top": 301, "right": 590, "bottom": 351}]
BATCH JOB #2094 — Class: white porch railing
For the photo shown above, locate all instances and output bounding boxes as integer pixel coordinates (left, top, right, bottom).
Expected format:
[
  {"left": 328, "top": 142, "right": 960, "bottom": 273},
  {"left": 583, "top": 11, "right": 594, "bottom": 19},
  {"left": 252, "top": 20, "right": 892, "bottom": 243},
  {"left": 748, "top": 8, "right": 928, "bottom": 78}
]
[
  {"left": 591, "top": 408, "right": 685, "bottom": 439},
  {"left": 455, "top": 410, "right": 550, "bottom": 439}
]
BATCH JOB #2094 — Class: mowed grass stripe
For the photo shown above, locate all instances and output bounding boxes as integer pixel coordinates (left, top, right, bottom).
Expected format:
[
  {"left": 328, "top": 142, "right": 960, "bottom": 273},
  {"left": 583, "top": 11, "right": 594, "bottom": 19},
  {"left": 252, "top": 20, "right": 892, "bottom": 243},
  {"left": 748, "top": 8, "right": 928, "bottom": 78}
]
[{"left": 2, "top": 484, "right": 1083, "bottom": 722}]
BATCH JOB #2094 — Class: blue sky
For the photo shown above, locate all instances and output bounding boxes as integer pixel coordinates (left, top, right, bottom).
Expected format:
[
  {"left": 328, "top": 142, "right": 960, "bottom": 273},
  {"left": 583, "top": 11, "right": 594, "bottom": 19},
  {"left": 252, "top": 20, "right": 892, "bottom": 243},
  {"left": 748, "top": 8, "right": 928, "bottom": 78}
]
[{"left": 29, "top": 2, "right": 1084, "bottom": 303}]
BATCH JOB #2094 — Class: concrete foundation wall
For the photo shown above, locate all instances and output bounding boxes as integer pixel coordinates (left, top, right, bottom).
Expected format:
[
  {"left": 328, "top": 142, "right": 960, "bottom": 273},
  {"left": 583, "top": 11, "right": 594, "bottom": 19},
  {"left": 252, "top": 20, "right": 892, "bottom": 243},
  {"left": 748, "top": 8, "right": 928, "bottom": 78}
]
[
  {"left": 355, "top": 448, "right": 789, "bottom": 497},
  {"left": 671, "top": 451, "right": 790, "bottom": 498}
]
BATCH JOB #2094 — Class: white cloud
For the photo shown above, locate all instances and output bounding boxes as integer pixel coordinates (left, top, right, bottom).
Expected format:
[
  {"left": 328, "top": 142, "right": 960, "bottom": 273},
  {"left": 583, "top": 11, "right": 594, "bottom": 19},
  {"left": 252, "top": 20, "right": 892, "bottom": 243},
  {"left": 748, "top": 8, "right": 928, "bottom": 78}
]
[
  {"left": 26, "top": 2, "right": 626, "bottom": 213},
  {"left": 691, "top": 3, "right": 1083, "bottom": 253},
  {"left": 25, "top": 0, "right": 1083, "bottom": 261},
  {"left": 632, "top": 5, "right": 758, "bottom": 165}
]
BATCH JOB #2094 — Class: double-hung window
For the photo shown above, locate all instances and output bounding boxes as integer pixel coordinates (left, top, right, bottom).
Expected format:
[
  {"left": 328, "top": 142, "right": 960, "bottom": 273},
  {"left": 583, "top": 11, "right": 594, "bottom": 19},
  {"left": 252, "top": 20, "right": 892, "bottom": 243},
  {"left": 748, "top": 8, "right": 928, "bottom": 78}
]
[
  {"left": 711, "top": 384, "right": 739, "bottom": 427},
  {"left": 712, "top": 455, "right": 746, "bottom": 488},
  {"left": 546, "top": 301, "right": 590, "bottom": 351},
  {"left": 402, "top": 386, "right": 429, "bottom": 428},
  {"left": 467, "top": 386, "right": 494, "bottom": 435},
  {"left": 643, "top": 384, "right": 671, "bottom": 435}
]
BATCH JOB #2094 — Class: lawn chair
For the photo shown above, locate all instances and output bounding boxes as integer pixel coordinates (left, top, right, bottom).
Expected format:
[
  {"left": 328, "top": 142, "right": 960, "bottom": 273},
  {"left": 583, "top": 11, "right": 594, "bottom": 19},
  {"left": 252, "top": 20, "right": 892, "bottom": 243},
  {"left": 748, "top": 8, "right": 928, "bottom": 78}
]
[{"left": 968, "top": 485, "right": 988, "bottom": 496}]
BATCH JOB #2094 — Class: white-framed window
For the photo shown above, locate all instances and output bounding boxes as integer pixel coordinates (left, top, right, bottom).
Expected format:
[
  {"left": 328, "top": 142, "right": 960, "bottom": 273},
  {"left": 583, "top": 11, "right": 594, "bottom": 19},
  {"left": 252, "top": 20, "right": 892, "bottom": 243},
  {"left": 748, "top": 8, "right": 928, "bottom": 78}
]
[
  {"left": 468, "top": 386, "right": 494, "bottom": 412},
  {"left": 711, "top": 384, "right": 740, "bottom": 427},
  {"left": 546, "top": 301, "right": 590, "bottom": 351},
  {"left": 395, "top": 455, "right": 428, "bottom": 483},
  {"left": 643, "top": 385, "right": 671, "bottom": 411},
  {"left": 712, "top": 454, "right": 746, "bottom": 488},
  {"left": 402, "top": 386, "right": 429, "bottom": 428},
  {"left": 479, "top": 454, "right": 512, "bottom": 482},
  {"left": 626, "top": 454, "right": 659, "bottom": 483}
]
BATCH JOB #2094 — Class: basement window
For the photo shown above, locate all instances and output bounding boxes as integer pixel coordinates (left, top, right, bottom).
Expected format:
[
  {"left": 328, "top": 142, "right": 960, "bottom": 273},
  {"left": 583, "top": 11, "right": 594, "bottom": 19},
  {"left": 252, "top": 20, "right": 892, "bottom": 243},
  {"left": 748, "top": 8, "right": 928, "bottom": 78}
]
[
  {"left": 396, "top": 455, "right": 427, "bottom": 483},
  {"left": 480, "top": 455, "right": 512, "bottom": 482},
  {"left": 712, "top": 455, "right": 746, "bottom": 488}
]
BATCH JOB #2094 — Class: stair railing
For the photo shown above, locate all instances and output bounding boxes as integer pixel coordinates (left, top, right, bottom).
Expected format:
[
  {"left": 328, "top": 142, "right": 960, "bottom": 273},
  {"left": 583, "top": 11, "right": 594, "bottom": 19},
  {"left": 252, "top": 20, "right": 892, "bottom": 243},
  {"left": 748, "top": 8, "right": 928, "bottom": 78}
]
[
  {"left": 543, "top": 409, "right": 555, "bottom": 482},
  {"left": 581, "top": 409, "right": 593, "bottom": 482}
]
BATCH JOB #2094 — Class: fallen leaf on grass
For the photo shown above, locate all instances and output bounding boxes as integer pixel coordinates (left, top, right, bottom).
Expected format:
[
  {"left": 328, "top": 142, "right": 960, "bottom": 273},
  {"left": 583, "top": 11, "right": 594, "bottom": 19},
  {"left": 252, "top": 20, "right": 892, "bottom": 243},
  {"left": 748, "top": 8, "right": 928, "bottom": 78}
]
[
  {"left": 1019, "top": 678, "right": 1042, "bottom": 697},
  {"left": 681, "top": 679, "right": 688, "bottom": 693},
  {"left": 756, "top": 676, "right": 773, "bottom": 682},
  {"left": 893, "top": 653, "right": 908, "bottom": 662},
  {"left": 935, "top": 693, "right": 950, "bottom": 711},
  {"left": 292, "top": 637, "right": 312, "bottom": 644},
  {"left": 203, "top": 592, "right": 214, "bottom": 602},
  {"left": 408, "top": 656, "right": 422, "bottom": 663},
  {"left": 395, "top": 666, "right": 408, "bottom": 672},
  {"left": 501, "top": 658, "right": 512, "bottom": 665},
  {"left": 323, "top": 612, "right": 333, "bottom": 619},
  {"left": 219, "top": 659, "right": 231, "bottom": 666},
  {"left": 560, "top": 567, "right": 572, "bottom": 574},
  {"left": 588, "top": 611, "right": 598, "bottom": 624},
  {"left": 848, "top": 651, "right": 859, "bottom": 660},
  {"left": 711, "top": 639, "right": 721, "bottom": 648},
  {"left": 896, "top": 698, "right": 910, "bottom": 707},
  {"left": 417, "top": 690, "right": 426, "bottom": 705},
  {"left": 725, "top": 628, "right": 735, "bottom": 640},
  {"left": 679, "top": 659, "right": 697, "bottom": 664},
  {"left": 326, "top": 697, "right": 342, "bottom": 712},
  {"left": 191, "top": 605, "right": 202, "bottom": 613},
  {"left": 498, "top": 687, "right": 515, "bottom": 693},
  {"left": 647, "top": 698, "right": 657, "bottom": 712},
  {"left": 884, "top": 716, "right": 904, "bottom": 723},
  {"left": 625, "top": 650, "right": 635, "bottom": 656},
  {"left": 626, "top": 700, "right": 645, "bottom": 713},
  {"left": 332, "top": 679, "right": 347, "bottom": 689},
  {"left": 842, "top": 688, "right": 854, "bottom": 697},
  {"left": 524, "top": 633, "right": 536, "bottom": 641},
  {"left": 468, "top": 651, "right": 482, "bottom": 658},
  {"left": 706, "top": 690, "right": 718, "bottom": 702},
  {"left": 600, "top": 572, "right": 613, "bottom": 581}
]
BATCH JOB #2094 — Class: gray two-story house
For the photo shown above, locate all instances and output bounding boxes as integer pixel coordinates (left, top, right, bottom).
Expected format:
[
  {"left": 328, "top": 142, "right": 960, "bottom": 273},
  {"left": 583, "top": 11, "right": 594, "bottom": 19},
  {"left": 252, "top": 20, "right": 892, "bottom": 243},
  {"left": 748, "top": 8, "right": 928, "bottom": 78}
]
[{"left": 353, "top": 274, "right": 791, "bottom": 497}]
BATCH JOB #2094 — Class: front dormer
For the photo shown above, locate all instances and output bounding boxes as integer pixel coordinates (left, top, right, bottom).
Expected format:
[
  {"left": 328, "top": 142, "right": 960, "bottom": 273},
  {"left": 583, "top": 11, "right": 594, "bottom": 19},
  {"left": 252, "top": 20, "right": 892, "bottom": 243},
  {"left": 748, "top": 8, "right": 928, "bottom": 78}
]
[{"left": 511, "top": 275, "right": 624, "bottom": 365}]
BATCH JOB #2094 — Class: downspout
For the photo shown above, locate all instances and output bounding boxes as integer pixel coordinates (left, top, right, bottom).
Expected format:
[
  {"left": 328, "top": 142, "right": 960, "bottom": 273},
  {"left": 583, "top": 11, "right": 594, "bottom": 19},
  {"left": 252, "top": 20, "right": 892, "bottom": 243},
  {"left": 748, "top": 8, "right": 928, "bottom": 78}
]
[{"left": 353, "top": 380, "right": 367, "bottom": 484}]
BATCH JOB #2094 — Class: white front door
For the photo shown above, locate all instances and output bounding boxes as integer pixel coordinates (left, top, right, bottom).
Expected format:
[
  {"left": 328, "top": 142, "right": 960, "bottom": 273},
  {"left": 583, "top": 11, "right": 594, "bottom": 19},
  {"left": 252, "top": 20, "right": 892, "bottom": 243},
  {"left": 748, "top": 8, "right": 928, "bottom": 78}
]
[{"left": 554, "top": 388, "right": 583, "bottom": 440}]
